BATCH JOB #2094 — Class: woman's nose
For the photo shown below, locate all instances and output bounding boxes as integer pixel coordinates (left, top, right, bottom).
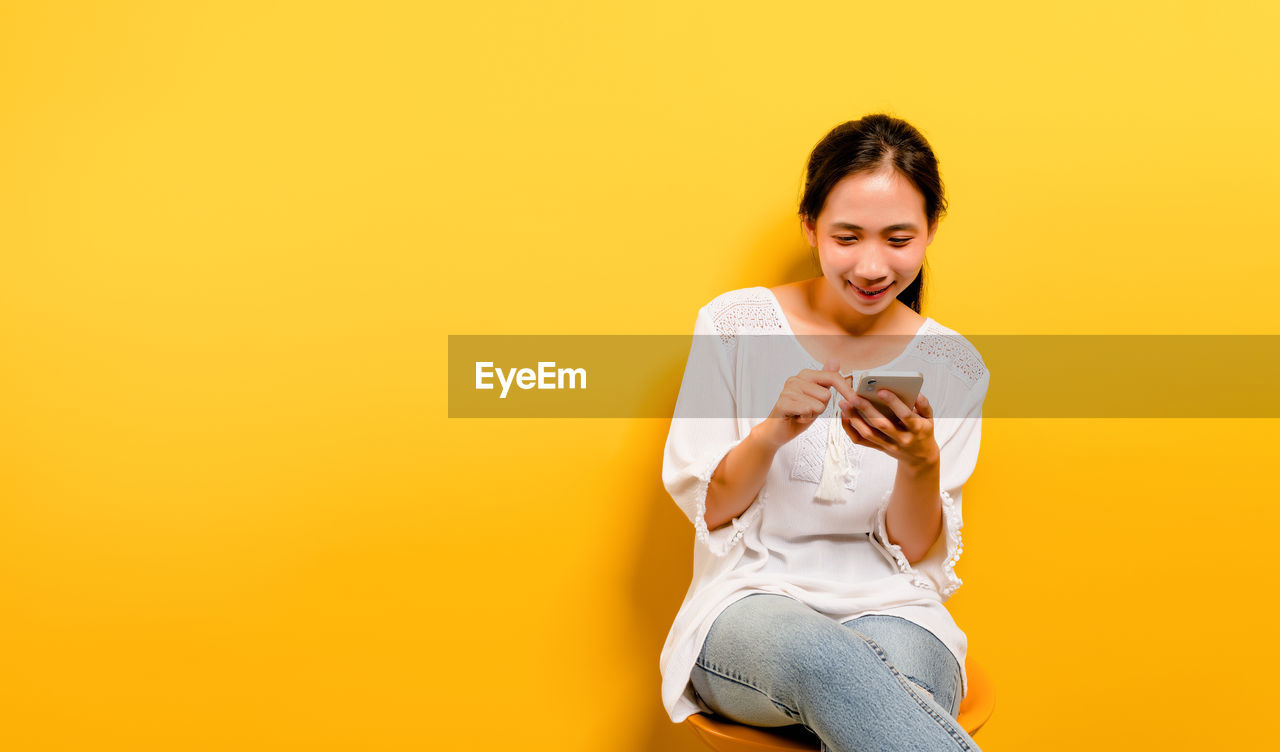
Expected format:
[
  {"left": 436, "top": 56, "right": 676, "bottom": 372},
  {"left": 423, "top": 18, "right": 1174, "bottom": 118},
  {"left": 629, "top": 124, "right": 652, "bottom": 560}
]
[{"left": 853, "top": 251, "right": 890, "bottom": 281}]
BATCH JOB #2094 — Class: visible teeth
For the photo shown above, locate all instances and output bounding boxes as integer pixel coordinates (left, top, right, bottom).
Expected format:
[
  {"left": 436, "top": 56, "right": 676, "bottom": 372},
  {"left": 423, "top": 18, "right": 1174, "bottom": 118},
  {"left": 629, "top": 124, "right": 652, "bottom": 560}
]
[{"left": 855, "top": 284, "right": 888, "bottom": 295}]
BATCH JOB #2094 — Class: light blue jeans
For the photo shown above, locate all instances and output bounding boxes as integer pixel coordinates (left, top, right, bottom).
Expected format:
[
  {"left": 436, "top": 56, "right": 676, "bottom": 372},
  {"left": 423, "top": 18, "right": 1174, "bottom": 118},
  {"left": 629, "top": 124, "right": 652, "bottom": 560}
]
[{"left": 690, "top": 593, "right": 982, "bottom": 752}]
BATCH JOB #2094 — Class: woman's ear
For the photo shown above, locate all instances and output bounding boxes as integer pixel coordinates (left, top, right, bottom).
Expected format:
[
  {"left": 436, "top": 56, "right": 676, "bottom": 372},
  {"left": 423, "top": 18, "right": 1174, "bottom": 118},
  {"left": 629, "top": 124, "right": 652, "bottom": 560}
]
[
  {"left": 801, "top": 217, "right": 817, "bottom": 247},
  {"left": 925, "top": 219, "right": 938, "bottom": 247}
]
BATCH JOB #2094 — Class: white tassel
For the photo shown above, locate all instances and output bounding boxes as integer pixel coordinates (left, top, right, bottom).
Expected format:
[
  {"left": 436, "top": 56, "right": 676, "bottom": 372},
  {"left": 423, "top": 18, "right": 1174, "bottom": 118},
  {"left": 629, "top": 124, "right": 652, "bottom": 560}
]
[
  {"left": 813, "top": 406, "right": 849, "bottom": 505},
  {"left": 813, "top": 370, "right": 860, "bottom": 505}
]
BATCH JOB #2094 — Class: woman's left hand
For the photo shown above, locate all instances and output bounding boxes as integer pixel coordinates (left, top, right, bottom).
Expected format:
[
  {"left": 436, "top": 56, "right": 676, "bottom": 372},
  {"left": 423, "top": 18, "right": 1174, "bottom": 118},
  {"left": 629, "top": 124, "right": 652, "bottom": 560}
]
[{"left": 838, "top": 390, "right": 940, "bottom": 469}]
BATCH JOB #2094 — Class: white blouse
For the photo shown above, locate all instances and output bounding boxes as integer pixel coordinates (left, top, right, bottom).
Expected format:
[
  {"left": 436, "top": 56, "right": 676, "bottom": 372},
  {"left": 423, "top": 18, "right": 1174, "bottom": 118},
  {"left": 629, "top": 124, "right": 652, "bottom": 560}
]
[{"left": 659, "top": 286, "right": 991, "bottom": 724}]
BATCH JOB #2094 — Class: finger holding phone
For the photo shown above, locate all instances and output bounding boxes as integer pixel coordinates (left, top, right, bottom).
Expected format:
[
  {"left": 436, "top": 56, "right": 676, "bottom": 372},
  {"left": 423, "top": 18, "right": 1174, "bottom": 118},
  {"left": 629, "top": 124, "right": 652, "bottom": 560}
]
[{"left": 838, "top": 372, "right": 939, "bottom": 469}]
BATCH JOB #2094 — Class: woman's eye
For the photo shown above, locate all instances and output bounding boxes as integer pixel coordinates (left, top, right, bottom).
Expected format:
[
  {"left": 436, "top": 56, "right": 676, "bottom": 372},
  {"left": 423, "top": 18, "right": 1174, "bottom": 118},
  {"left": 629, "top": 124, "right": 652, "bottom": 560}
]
[{"left": 834, "top": 236, "right": 910, "bottom": 245}]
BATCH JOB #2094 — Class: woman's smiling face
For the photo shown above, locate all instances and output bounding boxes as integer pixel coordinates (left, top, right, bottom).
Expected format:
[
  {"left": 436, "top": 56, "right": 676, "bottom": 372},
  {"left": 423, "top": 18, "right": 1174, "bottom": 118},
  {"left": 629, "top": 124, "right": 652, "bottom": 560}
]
[{"left": 802, "top": 166, "right": 937, "bottom": 310}]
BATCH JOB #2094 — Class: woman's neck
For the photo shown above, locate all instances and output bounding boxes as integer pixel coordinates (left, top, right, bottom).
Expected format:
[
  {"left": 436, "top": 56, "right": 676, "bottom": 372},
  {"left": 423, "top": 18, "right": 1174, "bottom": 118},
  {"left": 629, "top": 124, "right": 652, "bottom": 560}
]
[{"left": 805, "top": 276, "right": 909, "bottom": 337}]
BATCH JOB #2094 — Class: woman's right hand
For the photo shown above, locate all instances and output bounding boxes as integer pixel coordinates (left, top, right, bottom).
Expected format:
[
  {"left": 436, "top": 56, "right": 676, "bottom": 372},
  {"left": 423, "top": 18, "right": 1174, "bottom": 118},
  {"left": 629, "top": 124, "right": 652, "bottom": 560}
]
[{"left": 757, "top": 359, "right": 859, "bottom": 450}]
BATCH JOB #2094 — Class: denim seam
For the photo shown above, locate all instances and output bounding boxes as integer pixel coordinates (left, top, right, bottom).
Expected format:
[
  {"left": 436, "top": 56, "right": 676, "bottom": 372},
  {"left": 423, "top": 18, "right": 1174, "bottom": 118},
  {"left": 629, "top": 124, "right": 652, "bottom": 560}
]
[
  {"left": 693, "top": 660, "right": 802, "bottom": 719},
  {"left": 857, "top": 635, "right": 974, "bottom": 751},
  {"left": 903, "top": 674, "right": 936, "bottom": 697}
]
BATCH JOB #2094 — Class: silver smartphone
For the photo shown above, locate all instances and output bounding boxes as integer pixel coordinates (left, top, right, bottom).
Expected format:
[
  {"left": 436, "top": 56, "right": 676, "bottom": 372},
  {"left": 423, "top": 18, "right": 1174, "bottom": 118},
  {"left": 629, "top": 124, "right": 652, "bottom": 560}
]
[{"left": 855, "top": 371, "right": 924, "bottom": 423}]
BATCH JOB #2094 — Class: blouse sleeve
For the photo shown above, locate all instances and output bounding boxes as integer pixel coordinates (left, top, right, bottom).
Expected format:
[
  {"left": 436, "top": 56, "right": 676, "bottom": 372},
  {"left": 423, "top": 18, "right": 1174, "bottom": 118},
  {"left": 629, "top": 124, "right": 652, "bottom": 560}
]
[
  {"left": 661, "top": 304, "right": 764, "bottom": 557},
  {"left": 872, "top": 364, "right": 991, "bottom": 600}
]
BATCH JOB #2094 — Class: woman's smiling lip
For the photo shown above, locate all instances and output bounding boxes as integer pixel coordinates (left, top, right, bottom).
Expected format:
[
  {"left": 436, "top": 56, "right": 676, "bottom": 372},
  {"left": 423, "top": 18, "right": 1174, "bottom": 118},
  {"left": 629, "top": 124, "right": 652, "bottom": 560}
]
[{"left": 849, "top": 281, "right": 892, "bottom": 297}]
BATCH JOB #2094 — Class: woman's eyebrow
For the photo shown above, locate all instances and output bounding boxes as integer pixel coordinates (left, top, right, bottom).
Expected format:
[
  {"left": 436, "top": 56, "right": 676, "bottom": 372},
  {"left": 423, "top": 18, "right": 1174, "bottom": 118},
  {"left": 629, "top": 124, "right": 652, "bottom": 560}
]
[{"left": 831, "top": 221, "right": 919, "bottom": 232}]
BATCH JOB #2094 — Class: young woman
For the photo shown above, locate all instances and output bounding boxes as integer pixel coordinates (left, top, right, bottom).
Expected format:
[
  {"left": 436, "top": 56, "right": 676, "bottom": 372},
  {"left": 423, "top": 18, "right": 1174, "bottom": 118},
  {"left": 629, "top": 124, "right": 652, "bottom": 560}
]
[{"left": 659, "top": 114, "right": 991, "bottom": 751}]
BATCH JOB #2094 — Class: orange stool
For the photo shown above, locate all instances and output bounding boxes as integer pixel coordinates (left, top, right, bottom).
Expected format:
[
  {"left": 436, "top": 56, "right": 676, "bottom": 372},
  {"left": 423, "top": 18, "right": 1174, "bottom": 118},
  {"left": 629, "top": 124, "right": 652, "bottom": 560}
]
[{"left": 684, "top": 656, "right": 995, "bottom": 751}]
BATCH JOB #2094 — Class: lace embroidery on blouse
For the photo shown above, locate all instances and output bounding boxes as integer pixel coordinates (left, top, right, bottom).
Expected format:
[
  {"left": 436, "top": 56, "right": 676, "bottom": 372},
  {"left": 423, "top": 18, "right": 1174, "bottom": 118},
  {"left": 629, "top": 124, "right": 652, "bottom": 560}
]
[
  {"left": 691, "top": 439, "right": 766, "bottom": 557},
  {"left": 872, "top": 486, "right": 965, "bottom": 598},
  {"left": 707, "top": 291, "right": 785, "bottom": 359},
  {"left": 791, "top": 407, "right": 863, "bottom": 492},
  {"left": 913, "top": 323, "right": 988, "bottom": 388}
]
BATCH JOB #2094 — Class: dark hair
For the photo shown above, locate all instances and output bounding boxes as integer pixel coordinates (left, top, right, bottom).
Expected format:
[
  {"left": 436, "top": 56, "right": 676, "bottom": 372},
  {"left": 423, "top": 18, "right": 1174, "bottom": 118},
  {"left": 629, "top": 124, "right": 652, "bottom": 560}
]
[{"left": 798, "top": 114, "right": 948, "bottom": 314}]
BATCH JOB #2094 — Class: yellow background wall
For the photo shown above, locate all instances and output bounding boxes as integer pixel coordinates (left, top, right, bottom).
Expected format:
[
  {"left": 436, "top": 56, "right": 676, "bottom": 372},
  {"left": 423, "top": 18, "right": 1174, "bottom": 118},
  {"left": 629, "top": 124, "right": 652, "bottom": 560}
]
[{"left": 2, "top": 2, "right": 1277, "bottom": 749}]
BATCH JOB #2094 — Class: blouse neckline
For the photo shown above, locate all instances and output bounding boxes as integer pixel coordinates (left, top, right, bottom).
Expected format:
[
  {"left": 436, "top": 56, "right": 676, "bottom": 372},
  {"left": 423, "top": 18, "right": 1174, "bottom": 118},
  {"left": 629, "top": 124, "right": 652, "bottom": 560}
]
[{"left": 757, "top": 286, "right": 933, "bottom": 376}]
